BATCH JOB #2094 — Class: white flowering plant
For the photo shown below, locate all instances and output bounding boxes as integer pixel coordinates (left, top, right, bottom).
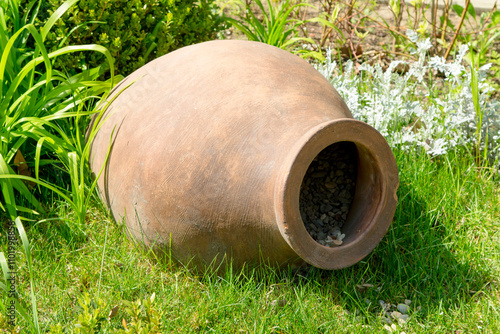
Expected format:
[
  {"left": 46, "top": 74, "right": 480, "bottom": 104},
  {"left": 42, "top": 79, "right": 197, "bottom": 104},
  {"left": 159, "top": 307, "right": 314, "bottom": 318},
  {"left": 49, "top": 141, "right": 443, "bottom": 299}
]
[{"left": 315, "top": 30, "right": 500, "bottom": 167}]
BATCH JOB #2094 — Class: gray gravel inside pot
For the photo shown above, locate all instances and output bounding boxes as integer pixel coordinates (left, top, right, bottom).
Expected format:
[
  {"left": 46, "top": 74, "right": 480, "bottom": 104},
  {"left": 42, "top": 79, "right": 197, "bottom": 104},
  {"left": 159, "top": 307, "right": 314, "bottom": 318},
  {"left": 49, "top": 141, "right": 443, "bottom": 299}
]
[{"left": 299, "top": 141, "right": 358, "bottom": 247}]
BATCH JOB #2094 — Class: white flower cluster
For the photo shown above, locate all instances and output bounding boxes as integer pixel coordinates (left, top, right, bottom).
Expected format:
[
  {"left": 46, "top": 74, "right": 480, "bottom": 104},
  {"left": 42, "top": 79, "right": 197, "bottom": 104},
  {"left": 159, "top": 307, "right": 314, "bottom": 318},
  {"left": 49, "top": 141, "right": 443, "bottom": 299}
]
[{"left": 315, "top": 31, "right": 500, "bottom": 165}]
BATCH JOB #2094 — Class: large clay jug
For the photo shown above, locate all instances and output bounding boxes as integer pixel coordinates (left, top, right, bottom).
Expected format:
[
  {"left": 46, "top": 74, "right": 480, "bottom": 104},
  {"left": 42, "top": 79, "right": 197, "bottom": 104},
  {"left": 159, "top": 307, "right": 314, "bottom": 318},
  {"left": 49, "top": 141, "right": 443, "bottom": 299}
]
[{"left": 89, "top": 40, "right": 398, "bottom": 270}]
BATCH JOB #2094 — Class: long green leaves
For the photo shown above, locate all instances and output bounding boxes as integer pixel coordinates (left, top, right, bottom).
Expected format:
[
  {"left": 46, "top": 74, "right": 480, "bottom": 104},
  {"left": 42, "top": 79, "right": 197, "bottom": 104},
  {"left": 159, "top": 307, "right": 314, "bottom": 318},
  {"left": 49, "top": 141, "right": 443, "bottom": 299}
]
[
  {"left": 0, "top": 0, "right": 122, "bottom": 330},
  {"left": 0, "top": 0, "right": 119, "bottom": 223},
  {"left": 225, "top": 0, "right": 337, "bottom": 60}
]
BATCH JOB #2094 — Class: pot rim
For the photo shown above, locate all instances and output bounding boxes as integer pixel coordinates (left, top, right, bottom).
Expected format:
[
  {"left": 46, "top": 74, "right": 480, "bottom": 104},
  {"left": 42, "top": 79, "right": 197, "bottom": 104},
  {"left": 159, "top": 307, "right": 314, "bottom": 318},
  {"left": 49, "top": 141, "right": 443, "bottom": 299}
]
[{"left": 274, "top": 118, "right": 399, "bottom": 270}]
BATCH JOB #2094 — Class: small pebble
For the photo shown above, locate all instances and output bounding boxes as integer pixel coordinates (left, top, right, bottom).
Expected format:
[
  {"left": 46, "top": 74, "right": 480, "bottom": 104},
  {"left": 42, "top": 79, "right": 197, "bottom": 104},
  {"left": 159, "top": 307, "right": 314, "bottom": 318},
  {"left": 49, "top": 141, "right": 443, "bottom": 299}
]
[
  {"left": 397, "top": 314, "right": 410, "bottom": 323},
  {"left": 325, "top": 182, "right": 336, "bottom": 189},
  {"left": 314, "top": 219, "right": 324, "bottom": 227},
  {"left": 397, "top": 303, "right": 410, "bottom": 314},
  {"left": 332, "top": 239, "right": 343, "bottom": 246},
  {"left": 391, "top": 311, "right": 402, "bottom": 319},
  {"left": 383, "top": 324, "right": 398, "bottom": 332}
]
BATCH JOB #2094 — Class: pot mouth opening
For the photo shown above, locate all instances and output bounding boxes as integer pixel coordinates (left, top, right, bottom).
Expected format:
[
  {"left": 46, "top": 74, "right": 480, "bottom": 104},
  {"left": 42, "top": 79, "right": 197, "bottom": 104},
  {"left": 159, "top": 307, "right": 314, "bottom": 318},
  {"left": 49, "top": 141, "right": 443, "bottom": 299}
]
[
  {"left": 299, "top": 141, "right": 358, "bottom": 248},
  {"left": 276, "top": 119, "right": 397, "bottom": 270}
]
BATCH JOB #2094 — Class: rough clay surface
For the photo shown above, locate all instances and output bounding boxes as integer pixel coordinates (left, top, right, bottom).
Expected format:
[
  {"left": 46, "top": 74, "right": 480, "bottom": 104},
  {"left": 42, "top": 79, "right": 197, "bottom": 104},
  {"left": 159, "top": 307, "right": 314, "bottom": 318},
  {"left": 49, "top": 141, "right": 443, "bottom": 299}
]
[{"left": 299, "top": 142, "right": 358, "bottom": 247}]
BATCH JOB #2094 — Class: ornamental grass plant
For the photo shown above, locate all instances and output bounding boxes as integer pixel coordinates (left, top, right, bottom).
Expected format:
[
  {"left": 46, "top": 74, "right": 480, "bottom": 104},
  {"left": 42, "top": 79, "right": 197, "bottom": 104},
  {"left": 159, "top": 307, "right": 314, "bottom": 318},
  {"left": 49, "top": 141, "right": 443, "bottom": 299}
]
[
  {"left": 224, "top": 0, "right": 338, "bottom": 60},
  {"left": 0, "top": 0, "right": 118, "bottom": 225}
]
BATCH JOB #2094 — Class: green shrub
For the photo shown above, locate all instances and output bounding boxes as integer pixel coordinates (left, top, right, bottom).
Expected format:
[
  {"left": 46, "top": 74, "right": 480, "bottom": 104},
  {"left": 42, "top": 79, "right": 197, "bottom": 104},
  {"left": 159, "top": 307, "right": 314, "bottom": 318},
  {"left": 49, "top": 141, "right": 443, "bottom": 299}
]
[{"left": 22, "top": 0, "right": 226, "bottom": 76}]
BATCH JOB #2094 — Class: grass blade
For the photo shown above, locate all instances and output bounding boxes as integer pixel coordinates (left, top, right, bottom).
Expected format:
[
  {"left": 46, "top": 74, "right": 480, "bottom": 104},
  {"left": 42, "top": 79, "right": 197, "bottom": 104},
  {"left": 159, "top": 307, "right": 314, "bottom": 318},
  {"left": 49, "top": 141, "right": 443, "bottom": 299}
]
[
  {"left": 40, "top": 0, "right": 79, "bottom": 40},
  {"left": 14, "top": 217, "right": 40, "bottom": 334}
]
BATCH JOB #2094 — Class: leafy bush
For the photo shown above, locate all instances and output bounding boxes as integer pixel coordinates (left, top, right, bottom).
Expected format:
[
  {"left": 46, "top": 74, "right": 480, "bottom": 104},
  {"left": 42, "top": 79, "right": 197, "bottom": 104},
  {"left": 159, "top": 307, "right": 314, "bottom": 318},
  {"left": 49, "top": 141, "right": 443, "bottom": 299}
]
[
  {"left": 22, "top": 0, "right": 226, "bottom": 76},
  {"left": 316, "top": 30, "right": 500, "bottom": 166}
]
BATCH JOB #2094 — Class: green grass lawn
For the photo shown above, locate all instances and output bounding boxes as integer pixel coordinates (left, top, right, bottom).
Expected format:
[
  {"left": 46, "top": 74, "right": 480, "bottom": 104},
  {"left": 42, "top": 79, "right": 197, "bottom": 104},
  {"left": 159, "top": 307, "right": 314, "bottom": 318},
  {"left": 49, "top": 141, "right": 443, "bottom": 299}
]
[
  {"left": 1, "top": 1, "right": 500, "bottom": 332},
  {"left": 1, "top": 148, "right": 499, "bottom": 333}
]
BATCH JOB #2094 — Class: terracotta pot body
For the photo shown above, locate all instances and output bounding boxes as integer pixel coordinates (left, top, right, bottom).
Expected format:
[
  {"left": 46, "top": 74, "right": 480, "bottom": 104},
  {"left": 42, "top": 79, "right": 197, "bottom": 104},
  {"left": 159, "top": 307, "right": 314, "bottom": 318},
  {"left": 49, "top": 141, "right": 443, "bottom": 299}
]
[{"left": 89, "top": 40, "right": 398, "bottom": 270}]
